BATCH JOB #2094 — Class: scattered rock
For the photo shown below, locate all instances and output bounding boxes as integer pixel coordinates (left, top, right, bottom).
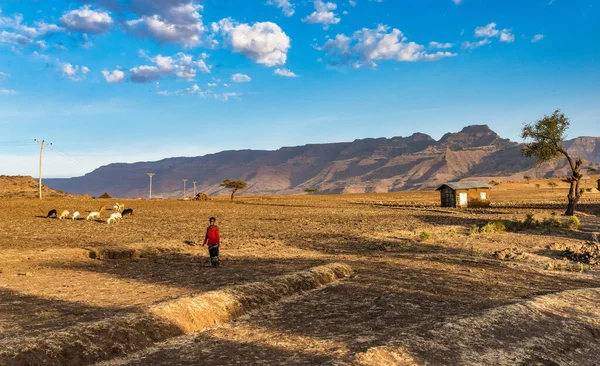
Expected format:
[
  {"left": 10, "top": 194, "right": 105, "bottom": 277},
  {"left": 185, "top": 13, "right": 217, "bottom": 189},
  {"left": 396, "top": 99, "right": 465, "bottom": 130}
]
[
  {"left": 17, "top": 272, "right": 33, "bottom": 277},
  {"left": 492, "top": 248, "right": 525, "bottom": 261},
  {"left": 563, "top": 242, "right": 600, "bottom": 266}
]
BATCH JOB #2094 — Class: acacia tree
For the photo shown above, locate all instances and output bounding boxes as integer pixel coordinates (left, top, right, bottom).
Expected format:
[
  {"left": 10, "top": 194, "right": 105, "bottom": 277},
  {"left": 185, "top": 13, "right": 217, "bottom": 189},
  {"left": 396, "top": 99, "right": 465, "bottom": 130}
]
[
  {"left": 521, "top": 110, "right": 585, "bottom": 215},
  {"left": 220, "top": 179, "right": 248, "bottom": 201},
  {"left": 548, "top": 181, "right": 558, "bottom": 191},
  {"left": 524, "top": 175, "right": 531, "bottom": 184}
]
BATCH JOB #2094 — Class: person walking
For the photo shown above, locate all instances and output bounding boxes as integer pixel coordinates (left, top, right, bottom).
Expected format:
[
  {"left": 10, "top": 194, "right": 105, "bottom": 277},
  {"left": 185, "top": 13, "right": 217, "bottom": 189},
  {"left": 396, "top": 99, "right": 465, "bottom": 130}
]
[{"left": 203, "top": 217, "right": 220, "bottom": 267}]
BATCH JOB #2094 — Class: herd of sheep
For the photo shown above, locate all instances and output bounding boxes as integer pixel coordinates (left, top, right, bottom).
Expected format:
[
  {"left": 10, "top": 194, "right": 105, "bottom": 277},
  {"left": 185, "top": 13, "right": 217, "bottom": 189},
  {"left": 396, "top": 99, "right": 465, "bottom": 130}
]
[{"left": 45, "top": 202, "right": 134, "bottom": 224}]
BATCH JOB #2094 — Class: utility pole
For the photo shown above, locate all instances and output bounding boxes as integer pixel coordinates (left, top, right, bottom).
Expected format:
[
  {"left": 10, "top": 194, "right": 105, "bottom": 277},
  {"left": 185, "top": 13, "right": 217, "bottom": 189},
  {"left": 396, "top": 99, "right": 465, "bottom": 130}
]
[
  {"left": 34, "top": 139, "right": 52, "bottom": 200},
  {"left": 182, "top": 179, "right": 188, "bottom": 198},
  {"left": 193, "top": 181, "right": 197, "bottom": 197},
  {"left": 147, "top": 173, "right": 155, "bottom": 199}
]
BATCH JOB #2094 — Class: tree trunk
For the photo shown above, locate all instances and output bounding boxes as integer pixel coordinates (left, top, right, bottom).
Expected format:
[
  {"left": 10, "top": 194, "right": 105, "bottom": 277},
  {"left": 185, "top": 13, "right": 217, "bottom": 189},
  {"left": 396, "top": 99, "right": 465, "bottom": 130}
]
[
  {"left": 230, "top": 188, "right": 237, "bottom": 201},
  {"left": 565, "top": 177, "right": 581, "bottom": 216}
]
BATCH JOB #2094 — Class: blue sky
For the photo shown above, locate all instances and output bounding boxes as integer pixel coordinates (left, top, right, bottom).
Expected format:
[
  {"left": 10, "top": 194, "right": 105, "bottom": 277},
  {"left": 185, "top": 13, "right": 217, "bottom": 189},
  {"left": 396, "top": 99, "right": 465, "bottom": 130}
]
[{"left": 0, "top": 0, "right": 598, "bottom": 177}]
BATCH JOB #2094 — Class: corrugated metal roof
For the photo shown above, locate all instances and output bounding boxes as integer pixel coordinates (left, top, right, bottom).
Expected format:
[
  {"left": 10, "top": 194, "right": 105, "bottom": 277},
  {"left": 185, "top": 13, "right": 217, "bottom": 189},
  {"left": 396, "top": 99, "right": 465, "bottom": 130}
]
[{"left": 436, "top": 181, "right": 493, "bottom": 190}]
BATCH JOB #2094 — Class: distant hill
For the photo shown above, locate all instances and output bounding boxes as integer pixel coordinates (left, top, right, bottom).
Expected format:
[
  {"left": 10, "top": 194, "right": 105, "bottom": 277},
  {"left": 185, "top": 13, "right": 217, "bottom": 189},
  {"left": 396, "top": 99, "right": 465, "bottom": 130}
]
[
  {"left": 44, "top": 125, "right": 600, "bottom": 198},
  {"left": 0, "top": 176, "right": 69, "bottom": 198}
]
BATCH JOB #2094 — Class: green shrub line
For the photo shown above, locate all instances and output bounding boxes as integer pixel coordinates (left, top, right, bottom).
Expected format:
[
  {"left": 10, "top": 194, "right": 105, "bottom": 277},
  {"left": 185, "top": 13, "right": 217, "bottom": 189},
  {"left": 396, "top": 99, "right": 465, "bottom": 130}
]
[{"left": 469, "top": 213, "right": 581, "bottom": 235}]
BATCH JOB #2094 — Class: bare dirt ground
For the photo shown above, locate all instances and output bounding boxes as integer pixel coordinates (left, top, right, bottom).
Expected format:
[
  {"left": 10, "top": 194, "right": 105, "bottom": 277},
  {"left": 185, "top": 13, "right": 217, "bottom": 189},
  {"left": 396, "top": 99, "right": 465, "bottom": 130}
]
[{"left": 1, "top": 180, "right": 600, "bottom": 365}]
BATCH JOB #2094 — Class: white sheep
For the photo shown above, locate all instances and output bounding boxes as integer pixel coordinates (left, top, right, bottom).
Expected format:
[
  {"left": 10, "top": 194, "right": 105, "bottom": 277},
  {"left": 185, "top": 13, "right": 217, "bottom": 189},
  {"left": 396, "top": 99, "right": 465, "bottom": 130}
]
[
  {"left": 107, "top": 212, "right": 122, "bottom": 224},
  {"left": 86, "top": 206, "right": 106, "bottom": 221},
  {"left": 72, "top": 211, "right": 80, "bottom": 220},
  {"left": 59, "top": 210, "right": 70, "bottom": 220}
]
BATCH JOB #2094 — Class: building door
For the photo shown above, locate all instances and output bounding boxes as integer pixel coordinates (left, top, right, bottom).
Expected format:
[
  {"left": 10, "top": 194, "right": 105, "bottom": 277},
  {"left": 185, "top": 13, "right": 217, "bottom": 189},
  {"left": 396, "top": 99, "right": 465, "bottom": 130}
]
[
  {"left": 480, "top": 192, "right": 487, "bottom": 200},
  {"left": 459, "top": 193, "right": 468, "bottom": 206}
]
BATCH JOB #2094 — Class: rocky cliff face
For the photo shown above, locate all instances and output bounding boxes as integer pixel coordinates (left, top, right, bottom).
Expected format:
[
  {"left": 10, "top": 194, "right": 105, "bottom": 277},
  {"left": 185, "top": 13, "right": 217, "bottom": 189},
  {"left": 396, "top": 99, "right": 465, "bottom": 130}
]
[{"left": 45, "top": 125, "right": 600, "bottom": 198}]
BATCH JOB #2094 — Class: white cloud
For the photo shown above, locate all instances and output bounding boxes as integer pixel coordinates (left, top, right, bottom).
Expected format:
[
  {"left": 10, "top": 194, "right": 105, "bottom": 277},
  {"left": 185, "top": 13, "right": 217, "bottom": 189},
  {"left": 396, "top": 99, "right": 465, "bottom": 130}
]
[
  {"left": 499, "top": 29, "right": 514, "bottom": 43},
  {"left": 130, "top": 51, "right": 210, "bottom": 83},
  {"left": 131, "top": 65, "right": 164, "bottom": 83},
  {"left": 218, "top": 92, "right": 241, "bottom": 101},
  {"left": 156, "top": 83, "right": 241, "bottom": 101},
  {"left": 0, "top": 12, "right": 61, "bottom": 49},
  {"left": 274, "top": 68, "right": 298, "bottom": 77},
  {"left": 462, "top": 39, "right": 491, "bottom": 49},
  {"left": 303, "top": 0, "right": 340, "bottom": 29},
  {"left": 321, "top": 25, "right": 456, "bottom": 68},
  {"left": 0, "top": 88, "right": 16, "bottom": 95},
  {"left": 349, "top": 0, "right": 357, "bottom": 6},
  {"left": 62, "top": 63, "right": 89, "bottom": 81},
  {"left": 532, "top": 34, "right": 544, "bottom": 43},
  {"left": 267, "top": 0, "right": 295, "bottom": 16},
  {"left": 452, "top": 0, "right": 462, "bottom": 4},
  {"left": 475, "top": 22, "right": 499, "bottom": 38},
  {"left": 429, "top": 41, "right": 453, "bottom": 49},
  {"left": 424, "top": 52, "right": 457, "bottom": 61},
  {"left": 158, "top": 83, "right": 207, "bottom": 96},
  {"left": 231, "top": 73, "right": 251, "bottom": 83},
  {"left": 1, "top": 12, "right": 61, "bottom": 40},
  {"left": 60, "top": 6, "right": 113, "bottom": 34},
  {"left": 0, "top": 30, "right": 30, "bottom": 46},
  {"left": 213, "top": 19, "right": 290, "bottom": 67},
  {"left": 101, "top": 69, "right": 125, "bottom": 83},
  {"left": 207, "top": 82, "right": 217, "bottom": 87},
  {"left": 35, "top": 22, "right": 62, "bottom": 36},
  {"left": 126, "top": 2, "right": 205, "bottom": 47}
]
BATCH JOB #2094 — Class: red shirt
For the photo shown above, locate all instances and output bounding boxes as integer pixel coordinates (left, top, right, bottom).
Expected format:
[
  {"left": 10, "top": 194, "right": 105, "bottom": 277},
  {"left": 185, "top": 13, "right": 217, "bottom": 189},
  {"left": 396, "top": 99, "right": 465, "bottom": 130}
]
[{"left": 205, "top": 225, "right": 220, "bottom": 245}]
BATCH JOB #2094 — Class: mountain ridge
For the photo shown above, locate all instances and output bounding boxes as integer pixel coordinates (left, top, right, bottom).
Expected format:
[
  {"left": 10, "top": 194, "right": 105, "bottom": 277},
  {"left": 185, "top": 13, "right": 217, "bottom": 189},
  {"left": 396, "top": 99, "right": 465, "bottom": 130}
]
[{"left": 45, "top": 125, "right": 600, "bottom": 198}]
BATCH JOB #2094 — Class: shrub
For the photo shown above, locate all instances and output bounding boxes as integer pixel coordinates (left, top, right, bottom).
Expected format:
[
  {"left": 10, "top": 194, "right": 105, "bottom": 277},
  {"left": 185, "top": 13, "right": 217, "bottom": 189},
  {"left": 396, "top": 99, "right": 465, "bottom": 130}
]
[
  {"left": 522, "top": 213, "right": 538, "bottom": 228},
  {"left": 469, "top": 225, "right": 480, "bottom": 235},
  {"left": 542, "top": 216, "right": 562, "bottom": 227},
  {"left": 489, "top": 180, "right": 501, "bottom": 186},
  {"left": 565, "top": 216, "right": 581, "bottom": 231},
  {"left": 469, "top": 221, "right": 506, "bottom": 235},
  {"left": 419, "top": 231, "right": 432, "bottom": 241},
  {"left": 304, "top": 188, "right": 319, "bottom": 193},
  {"left": 481, "top": 221, "right": 506, "bottom": 233}
]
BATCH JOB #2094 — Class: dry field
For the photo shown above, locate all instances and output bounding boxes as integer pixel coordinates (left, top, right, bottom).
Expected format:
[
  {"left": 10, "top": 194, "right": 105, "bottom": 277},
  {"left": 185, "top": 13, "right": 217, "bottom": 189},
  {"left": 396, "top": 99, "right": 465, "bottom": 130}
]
[{"left": 1, "top": 180, "right": 600, "bottom": 365}]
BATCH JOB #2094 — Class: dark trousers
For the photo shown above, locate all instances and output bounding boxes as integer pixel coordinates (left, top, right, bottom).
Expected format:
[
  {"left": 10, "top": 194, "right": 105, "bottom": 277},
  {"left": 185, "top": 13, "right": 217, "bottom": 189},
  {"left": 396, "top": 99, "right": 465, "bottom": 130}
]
[{"left": 208, "top": 244, "right": 220, "bottom": 267}]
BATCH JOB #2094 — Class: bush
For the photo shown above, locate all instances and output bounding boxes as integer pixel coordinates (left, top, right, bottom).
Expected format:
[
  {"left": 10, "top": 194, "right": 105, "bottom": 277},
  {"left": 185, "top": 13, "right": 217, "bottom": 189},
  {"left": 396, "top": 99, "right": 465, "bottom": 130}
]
[
  {"left": 542, "top": 216, "right": 562, "bottom": 227},
  {"left": 469, "top": 221, "right": 506, "bottom": 235},
  {"left": 469, "top": 225, "right": 480, "bottom": 235},
  {"left": 304, "top": 188, "right": 319, "bottom": 193},
  {"left": 419, "top": 231, "right": 432, "bottom": 241},
  {"left": 522, "top": 213, "right": 539, "bottom": 228},
  {"left": 566, "top": 216, "right": 581, "bottom": 231}
]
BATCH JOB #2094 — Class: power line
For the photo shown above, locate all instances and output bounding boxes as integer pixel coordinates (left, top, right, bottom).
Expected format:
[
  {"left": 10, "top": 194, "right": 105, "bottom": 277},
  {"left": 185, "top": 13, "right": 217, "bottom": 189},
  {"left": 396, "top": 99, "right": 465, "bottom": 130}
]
[{"left": 48, "top": 145, "right": 79, "bottom": 163}]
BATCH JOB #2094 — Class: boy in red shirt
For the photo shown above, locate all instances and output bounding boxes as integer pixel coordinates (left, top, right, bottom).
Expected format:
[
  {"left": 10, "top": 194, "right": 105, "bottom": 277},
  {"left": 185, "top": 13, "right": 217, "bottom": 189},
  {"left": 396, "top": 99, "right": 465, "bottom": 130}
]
[{"left": 202, "top": 217, "right": 220, "bottom": 267}]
